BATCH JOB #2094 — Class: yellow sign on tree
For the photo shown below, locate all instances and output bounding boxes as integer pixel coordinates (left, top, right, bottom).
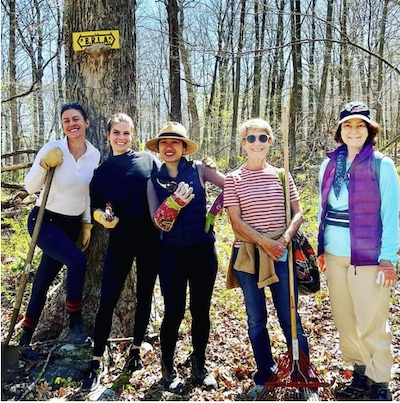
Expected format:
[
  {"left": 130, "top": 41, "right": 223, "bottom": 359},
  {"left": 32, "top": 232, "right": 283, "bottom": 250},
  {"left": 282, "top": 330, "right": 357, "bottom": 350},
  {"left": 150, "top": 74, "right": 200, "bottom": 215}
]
[{"left": 72, "top": 30, "right": 120, "bottom": 51}]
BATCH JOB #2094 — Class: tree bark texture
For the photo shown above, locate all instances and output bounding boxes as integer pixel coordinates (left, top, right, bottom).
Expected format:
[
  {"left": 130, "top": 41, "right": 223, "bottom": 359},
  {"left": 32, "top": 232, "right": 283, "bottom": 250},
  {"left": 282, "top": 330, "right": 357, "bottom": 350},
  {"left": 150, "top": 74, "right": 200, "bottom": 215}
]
[{"left": 34, "top": 0, "right": 138, "bottom": 343}]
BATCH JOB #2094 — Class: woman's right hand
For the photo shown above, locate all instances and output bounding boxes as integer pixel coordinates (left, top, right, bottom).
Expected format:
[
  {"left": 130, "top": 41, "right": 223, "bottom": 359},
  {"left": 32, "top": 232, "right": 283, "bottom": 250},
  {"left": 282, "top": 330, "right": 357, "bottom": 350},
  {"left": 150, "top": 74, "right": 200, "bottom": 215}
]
[
  {"left": 40, "top": 147, "right": 63, "bottom": 170},
  {"left": 260, "top": 238, "right": 286, "bottom": 261},
  {"left": 93, "top": 209, "right": 119, "bottom": 229},
  {"left": 173, "top": 182, "right": 195, "bottom": 208}
]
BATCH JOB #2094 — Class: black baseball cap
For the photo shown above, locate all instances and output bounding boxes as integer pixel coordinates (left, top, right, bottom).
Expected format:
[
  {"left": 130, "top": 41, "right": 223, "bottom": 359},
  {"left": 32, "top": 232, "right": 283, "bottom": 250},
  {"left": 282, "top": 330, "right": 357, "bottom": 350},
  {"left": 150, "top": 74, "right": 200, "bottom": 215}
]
[{"left": 339, "top": 101, "right": 371, "bottom": 124}]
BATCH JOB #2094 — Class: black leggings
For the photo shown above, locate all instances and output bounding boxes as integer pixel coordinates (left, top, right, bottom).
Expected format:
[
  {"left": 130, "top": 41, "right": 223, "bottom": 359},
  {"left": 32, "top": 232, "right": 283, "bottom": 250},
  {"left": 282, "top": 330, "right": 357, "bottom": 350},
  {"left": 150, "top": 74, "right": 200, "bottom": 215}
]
[
  {"left": 93, "top": 216, "right": 160, "bottom": 356},
  {"left": 159, "top": 240, "right": 218, "bottom": 362}
]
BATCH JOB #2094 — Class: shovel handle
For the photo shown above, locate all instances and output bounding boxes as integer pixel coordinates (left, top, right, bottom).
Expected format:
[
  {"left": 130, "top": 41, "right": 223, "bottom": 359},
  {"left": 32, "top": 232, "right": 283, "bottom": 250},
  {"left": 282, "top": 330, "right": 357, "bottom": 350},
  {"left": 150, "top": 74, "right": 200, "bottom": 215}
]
[{"left": 3, "top": 167, "right": 56, "bottom": 346}]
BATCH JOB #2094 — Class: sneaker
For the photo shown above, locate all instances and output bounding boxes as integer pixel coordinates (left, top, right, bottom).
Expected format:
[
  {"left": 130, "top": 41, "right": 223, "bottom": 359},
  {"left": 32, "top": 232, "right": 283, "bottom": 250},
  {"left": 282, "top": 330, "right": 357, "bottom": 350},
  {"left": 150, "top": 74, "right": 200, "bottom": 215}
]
[
  {"left": 161, "top": 360, "right": 185, "bottom": 394},
  {"left": 191, "top": 355, "right": 217, "bottom": 389},
  {"left": 369, "top": 383, "right": 392, "bottom": 401},
  {"left": 336, "top": 372, "right": 371, "bottom": 400},
  {"left": 125, "top": 347, "right": 143, "bottom": 372},
  {"left": 248, "top": 384, "right": 265, "bottom": 399},
  {"left": 82, "top": 360, "right": 105, "bottom": 391},
  {"left": 69, "top": 322, "right": 90, "bottom": 345}
]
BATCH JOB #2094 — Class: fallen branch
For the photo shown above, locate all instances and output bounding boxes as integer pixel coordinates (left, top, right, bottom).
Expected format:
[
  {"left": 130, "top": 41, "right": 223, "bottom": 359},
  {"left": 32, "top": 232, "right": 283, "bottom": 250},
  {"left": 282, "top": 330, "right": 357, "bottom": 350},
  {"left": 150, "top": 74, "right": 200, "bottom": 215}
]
[
  {"left": 1, "top": 163, "right": 33, "bottom": 173},
  {"left": 1, "top": 182, "right": 26, "bottom": 190},
  {"left": 1, "top": 149, "right": 37, "bottom": 159}
]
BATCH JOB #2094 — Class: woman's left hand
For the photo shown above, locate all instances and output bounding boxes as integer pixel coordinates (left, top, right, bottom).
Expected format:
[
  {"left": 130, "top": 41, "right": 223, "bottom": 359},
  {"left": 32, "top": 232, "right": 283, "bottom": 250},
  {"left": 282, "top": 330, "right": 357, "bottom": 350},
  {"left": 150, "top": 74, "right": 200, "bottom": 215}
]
[{"left": 376, "top": 261, "right": 397, "bottom": 288}]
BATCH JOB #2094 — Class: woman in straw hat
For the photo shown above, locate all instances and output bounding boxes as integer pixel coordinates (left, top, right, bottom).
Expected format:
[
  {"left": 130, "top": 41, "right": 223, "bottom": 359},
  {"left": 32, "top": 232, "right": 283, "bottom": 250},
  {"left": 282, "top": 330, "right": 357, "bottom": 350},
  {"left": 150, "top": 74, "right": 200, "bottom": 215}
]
[
  {"left": 146, "top": 121, "right": 225, "bottom": 393},
  {"left": 317, "top": 101, "right": 399, "bottom": 401}
]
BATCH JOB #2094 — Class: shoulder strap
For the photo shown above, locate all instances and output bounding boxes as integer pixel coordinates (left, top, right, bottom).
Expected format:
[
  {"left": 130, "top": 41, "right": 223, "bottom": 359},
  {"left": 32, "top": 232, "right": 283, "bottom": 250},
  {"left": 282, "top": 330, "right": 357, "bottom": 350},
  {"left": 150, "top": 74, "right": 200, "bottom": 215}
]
[
  {"left": 276, "top": 168, "right": 285, "bottom": 189},
  {"left": 373, "top": 150, "right": 384, "bottom": 180}
]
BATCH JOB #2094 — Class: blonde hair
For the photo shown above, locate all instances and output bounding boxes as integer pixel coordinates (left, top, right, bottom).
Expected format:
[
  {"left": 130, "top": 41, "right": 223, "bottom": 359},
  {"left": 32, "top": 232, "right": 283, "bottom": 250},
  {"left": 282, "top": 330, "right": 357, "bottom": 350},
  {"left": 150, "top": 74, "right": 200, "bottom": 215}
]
[{"left": 238, "top": 118, "right": 274, "bottom": 141}]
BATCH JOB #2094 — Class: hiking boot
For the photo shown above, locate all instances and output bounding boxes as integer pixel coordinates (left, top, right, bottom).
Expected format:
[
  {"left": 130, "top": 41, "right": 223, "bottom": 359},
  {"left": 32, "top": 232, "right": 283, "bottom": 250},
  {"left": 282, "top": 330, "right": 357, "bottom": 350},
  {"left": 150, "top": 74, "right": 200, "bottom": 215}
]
[
  {"left": 69, "top": 321, "right": 90, "bottom": 345},
  {"left": 69, "top": 312, "right": 91, "bottom": 345},
  {"left": 19, "top": 328, "right": 40, "bottom": 360},
  {"left": 82, "top": 360, "right": 105, "bottom": 392},
  {"left": 20, "top": 346, "right": 40, "bottom": 360},
  {"left": 125, "top": 346, "right": 143, "bottom": 372},
  {"left": 161, "top": 360, "right": 184, "bottom": 394},
  {"left": 336, "top": 371, "right": 371, "bottom": 400},
  {"left": 191, "top": 355, "right": 217, "bottom": 389},
  {"left": 369, "top": 383, "right": 392, "bottom": 401}
]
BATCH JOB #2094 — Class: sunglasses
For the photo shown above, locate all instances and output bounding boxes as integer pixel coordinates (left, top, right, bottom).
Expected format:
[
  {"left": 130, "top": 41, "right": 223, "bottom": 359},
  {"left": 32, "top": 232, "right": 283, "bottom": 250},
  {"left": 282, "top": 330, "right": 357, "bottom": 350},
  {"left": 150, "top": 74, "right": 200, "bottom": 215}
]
[
  {"left": 156, "top": 178, "right": 178, "bottom": 192},
  {"left": 61, "top": 100, "right": 80, "bottom": 110},
  {"left": 246, "top": 134, "right": 270, "bottom": 143}
]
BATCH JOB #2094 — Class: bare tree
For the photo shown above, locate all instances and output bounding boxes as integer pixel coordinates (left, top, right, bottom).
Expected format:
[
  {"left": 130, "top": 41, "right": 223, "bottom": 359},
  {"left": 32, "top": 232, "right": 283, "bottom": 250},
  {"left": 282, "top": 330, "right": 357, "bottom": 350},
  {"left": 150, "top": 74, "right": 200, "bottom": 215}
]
[
  {"left": 166, "top": 0, "right": 182, "bottom": 121},
  {"left": 229, "top": 0, "right": 246, "bottom": 169},
  {"left": 34, "top": 0, "right": 138, "bottom": 341}
]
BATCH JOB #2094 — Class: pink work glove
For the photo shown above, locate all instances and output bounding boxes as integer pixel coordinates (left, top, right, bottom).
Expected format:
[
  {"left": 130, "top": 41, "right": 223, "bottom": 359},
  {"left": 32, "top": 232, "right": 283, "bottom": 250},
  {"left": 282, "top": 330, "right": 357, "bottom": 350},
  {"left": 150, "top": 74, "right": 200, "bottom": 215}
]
[{"left": 376, "top": 265, "right": 397, "bottom": 288}]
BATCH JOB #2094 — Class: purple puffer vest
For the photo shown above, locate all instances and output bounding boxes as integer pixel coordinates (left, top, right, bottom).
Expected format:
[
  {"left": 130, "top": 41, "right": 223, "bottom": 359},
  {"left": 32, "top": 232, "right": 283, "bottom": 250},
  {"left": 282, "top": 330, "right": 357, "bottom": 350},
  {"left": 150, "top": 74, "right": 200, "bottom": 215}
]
[{"left": 318, "top": 143, "right": 382, "bottom": 266}]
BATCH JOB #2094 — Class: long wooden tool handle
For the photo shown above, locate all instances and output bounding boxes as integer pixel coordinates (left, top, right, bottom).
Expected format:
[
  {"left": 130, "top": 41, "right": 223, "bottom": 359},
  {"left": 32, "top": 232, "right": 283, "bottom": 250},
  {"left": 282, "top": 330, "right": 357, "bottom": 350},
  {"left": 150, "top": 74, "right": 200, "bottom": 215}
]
[
  {"left": 282, "top": 107, "right": 299, "bottom": 361},
  {"left": 3, "top": 167, "right": 56, "bottom": 346}
]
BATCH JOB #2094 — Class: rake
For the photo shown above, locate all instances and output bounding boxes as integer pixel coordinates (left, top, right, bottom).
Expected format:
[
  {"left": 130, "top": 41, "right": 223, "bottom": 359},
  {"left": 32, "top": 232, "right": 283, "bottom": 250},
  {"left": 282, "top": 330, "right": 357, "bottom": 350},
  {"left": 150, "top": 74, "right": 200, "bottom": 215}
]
[{"left": 255, "top": 107, "right": 325, "bottom": 401}]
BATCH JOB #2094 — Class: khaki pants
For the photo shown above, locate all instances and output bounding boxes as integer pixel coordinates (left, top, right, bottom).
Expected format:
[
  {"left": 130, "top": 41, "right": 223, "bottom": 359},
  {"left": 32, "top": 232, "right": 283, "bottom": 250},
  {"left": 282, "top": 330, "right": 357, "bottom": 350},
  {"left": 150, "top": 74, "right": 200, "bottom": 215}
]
[{"left": 325, "top": 252, "right": 392, "bottom": 383}]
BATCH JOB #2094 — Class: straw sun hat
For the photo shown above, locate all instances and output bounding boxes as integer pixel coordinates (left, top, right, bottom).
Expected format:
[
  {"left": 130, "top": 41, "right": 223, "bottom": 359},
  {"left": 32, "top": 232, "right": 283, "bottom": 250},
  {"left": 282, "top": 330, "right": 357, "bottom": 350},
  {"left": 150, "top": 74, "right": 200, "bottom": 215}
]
[{"left": 145, "top": 121, "right": 198, "bottom": 155}]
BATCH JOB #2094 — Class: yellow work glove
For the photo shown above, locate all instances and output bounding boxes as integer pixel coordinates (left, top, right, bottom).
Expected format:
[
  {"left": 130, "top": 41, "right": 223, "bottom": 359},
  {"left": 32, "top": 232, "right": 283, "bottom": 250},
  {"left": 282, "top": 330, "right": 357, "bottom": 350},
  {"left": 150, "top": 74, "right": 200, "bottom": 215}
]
[
  {"left": 40, "top": 147, "right": 63, "bottom": 170},
  {"left": 77, "top": 223, "right": 93, "bottom": 252},
  {"left": 93, "top": 209, "right": 119, "bottom": 229}
]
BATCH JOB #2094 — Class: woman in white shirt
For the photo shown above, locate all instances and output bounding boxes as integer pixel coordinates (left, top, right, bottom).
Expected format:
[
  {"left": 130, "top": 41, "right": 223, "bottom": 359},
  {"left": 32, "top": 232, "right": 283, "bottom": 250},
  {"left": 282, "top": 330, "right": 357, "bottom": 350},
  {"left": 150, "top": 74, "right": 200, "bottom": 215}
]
[{"left": 20, "top": 101, "right": 100, "bottom": 359}]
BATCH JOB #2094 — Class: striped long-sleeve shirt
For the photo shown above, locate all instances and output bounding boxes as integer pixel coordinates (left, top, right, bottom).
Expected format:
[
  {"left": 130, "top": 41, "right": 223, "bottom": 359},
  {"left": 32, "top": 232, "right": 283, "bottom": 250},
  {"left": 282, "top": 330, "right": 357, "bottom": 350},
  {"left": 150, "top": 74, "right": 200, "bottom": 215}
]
[{"left": 223, "top": 164, "right": 299, "bottom": 248}]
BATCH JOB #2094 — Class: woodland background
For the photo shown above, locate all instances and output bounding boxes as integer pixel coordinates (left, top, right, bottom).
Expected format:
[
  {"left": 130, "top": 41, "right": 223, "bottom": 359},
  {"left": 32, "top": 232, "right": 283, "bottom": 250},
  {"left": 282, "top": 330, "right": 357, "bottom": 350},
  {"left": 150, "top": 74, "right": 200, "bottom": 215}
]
[{"left": 1, "top": 0, "right": 399, "bottom": 400}]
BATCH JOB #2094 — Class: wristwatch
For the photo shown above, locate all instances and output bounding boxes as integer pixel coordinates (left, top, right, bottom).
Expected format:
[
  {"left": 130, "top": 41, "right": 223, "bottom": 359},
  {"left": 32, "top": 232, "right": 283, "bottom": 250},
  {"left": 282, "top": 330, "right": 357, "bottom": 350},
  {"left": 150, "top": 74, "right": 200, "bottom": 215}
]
[{"left": 282, "top": 233, "right": 291, "bottom": 243}]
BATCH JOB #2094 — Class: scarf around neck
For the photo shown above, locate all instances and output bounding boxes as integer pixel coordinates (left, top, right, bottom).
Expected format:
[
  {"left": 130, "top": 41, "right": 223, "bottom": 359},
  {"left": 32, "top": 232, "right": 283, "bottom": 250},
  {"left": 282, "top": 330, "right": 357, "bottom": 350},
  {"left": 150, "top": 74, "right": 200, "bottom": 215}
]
[{"left": 332, "top": 149, "right": 349, "bottom": 199}]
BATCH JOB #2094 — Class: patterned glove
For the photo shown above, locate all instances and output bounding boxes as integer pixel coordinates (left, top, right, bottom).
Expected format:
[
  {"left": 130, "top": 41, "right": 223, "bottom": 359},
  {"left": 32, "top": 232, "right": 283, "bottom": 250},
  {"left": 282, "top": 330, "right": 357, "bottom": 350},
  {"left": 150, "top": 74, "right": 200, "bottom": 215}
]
[
  {"left": 154, "top": 182, "right": 194, "bottom": 231},
  {"left": 376, "top": 266, "right": 397, "bottom": 288},
  {"left": 204, "top": 191, "right": 224, "bottom": 233},
  {"left": 93, "top": 209, "right": 120, "bottom": 229},
  {"left": 40, "top": 147, "right": 63, "bottom": 170},
  {"left": 78, "top": 223, "right": 93, "bottom": 251}
]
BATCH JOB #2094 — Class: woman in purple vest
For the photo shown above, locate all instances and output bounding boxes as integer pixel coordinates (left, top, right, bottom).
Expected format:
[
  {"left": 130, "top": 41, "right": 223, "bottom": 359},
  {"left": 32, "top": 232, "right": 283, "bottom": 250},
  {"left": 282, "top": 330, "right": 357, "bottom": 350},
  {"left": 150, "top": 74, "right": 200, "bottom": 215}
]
[{"left": 317, "top": 101, "right": 399, "bottom": 401}]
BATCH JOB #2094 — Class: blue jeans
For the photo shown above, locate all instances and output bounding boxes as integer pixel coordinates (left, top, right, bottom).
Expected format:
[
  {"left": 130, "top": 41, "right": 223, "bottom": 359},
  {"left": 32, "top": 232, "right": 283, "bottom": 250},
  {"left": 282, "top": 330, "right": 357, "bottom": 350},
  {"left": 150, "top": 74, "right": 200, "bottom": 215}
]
[
  {"left": 233, "top": 248, "right": 309, "bottom": 385},
  {"left": 24, "top": 207, "right": 85, "bottom": 329}
]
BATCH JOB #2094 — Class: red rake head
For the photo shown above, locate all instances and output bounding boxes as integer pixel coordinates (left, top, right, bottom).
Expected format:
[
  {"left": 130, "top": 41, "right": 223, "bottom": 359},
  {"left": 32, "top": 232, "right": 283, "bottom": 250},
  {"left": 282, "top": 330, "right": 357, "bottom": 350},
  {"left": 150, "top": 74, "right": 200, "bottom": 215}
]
[{"left": 255, "top": 348, "right": 326, "bottom": 400}]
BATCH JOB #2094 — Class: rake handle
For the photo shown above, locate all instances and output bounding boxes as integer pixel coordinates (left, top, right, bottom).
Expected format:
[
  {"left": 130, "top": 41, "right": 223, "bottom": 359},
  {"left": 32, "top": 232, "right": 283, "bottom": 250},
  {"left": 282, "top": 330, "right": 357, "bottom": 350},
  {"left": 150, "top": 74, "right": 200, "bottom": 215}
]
[
  {"left": 282, "top": 107, "right": 299, "bottom": 361},
  {"left": 3, "top": 167, "right": 55, "bottom": 346}
]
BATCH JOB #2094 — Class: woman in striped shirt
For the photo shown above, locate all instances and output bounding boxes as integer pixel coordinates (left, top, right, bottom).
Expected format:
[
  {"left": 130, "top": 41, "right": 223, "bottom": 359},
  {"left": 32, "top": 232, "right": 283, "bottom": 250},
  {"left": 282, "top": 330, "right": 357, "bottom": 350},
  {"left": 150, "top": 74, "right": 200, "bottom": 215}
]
[{"left": 223, "top": 118, "right": 309, "bottom": 399}]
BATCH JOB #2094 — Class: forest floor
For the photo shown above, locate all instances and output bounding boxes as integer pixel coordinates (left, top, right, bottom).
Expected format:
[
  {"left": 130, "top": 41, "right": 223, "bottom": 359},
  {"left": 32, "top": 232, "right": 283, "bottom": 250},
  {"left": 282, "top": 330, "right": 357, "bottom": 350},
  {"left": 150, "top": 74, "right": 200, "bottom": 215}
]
[{"left": 1, "top": 220, "right": 399, "bottom": 401}]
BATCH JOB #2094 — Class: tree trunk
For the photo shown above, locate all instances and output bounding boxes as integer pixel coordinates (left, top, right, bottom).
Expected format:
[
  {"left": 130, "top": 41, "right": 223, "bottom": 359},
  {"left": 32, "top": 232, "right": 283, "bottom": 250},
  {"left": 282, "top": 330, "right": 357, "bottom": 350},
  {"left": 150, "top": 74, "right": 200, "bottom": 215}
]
[
  {"left": 229, "top": 0, "right": 246, "bottom": 169},
  {"left": 313, "top": 0, "right": 333, "bottom": 143},
  {"left": 289, "top": 0, "right": 303, "bottom": 170},
  {"left": 9, "top": 0, "right": 19, "bottom": 166},
  {"left": 34, "top": 0, "right": 138, "bottom": 342},
  {"left": 179, "top": 6, "right": 200, "bottom": 150},
  {"left": 167, "top": 0, "right": 182, "bottom": 122}
]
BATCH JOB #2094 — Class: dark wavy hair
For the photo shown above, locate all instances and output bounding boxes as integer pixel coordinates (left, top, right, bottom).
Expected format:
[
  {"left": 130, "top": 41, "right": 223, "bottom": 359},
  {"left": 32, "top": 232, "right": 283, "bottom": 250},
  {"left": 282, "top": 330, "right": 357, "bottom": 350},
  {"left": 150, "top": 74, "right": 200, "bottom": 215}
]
[
  {"left": 333, "top": 120, "right": 380, "bottom": 146},
  {"left": 61, "top": 101, "right": 88, "bottom": 121}
]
